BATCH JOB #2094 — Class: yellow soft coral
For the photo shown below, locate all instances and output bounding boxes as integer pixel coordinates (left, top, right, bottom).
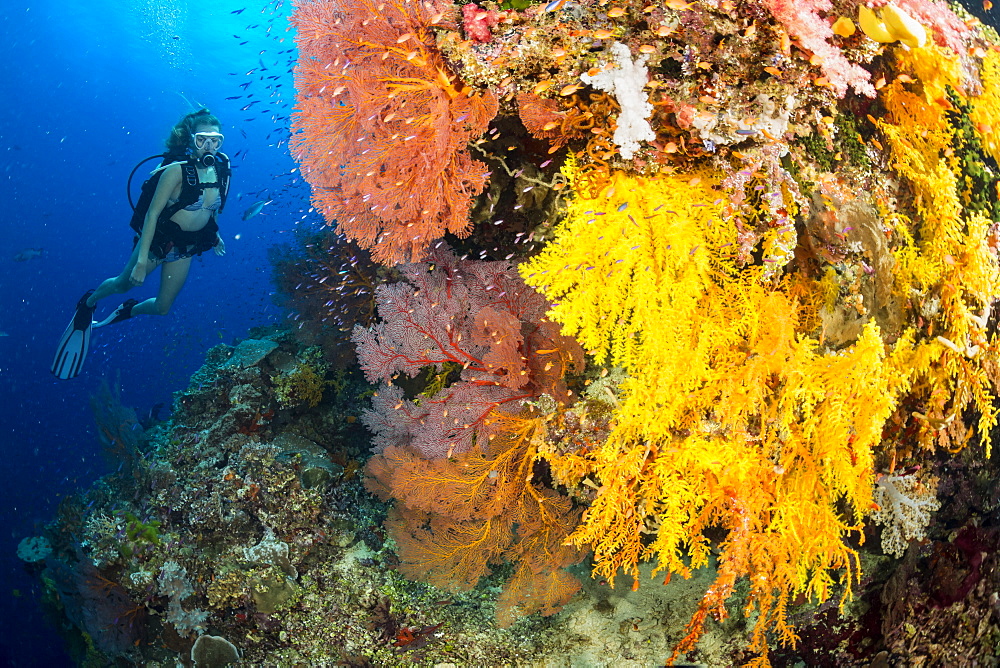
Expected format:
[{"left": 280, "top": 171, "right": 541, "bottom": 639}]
[
  {"left": 878, "top": 46, "right": 1000, "bottom": 455},
  {"left": 970, "top": 49, "right": 1000, "bottom": 166},
  {"left": 521, "top": 169, "right": 911, "bottom": 663}
]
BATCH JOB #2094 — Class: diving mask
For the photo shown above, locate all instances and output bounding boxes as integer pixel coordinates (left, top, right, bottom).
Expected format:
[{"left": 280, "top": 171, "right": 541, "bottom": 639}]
[{"left": 193, "top": 131, "right": 225, "bottom": 150}]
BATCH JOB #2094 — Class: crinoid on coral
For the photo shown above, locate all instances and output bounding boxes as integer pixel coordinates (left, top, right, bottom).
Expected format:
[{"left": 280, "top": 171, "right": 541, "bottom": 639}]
[{"left": 290, "top": 0, "right": 498, "bottom": 265}]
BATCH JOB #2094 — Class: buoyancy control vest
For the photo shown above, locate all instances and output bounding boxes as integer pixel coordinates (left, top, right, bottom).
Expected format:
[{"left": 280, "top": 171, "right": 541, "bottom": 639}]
[
  {"left": 127, "top": 152, "right": 231, "bottom": 235},
  {"left": 124, "top": 152, "right": 232, "bottom": 260}
]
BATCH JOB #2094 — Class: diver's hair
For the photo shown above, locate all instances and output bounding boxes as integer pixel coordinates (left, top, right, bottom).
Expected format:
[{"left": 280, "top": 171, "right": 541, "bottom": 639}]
[{"left": 165, "top": 108, "right": 221, "bottom": 154}]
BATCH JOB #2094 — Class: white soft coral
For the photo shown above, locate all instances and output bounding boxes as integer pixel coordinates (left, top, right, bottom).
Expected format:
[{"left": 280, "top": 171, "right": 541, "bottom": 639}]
[
  {"left": 871, "top": 472, "right": 941, "bottom": 557},
  {"left": 580, "top": 41, "right": 655, "bottom": 160}
]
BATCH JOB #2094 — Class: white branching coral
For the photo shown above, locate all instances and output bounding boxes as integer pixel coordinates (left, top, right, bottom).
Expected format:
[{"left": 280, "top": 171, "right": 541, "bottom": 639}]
[
  {"left": 871, "top": 472, "right": 941, "bottom": 557},
  {"left": 580, "top": 41, "right": 655, "bottom": 159}
]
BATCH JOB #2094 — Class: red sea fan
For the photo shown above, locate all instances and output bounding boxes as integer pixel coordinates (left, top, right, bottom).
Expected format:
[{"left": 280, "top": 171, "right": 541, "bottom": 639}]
[
  {"left": 290, "top": 0, "right": 499, "bottom": 265},
  {"left": 352, "top": 246, "right": 584, "bottom": 458}
]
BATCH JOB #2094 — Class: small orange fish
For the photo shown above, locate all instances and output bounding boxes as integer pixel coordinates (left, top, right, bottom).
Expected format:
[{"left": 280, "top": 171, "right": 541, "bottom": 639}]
[
  {"left": 607, "top": 6, "right": 625, "bottom": 17},
  {"left": 779, "top": 30, "right": 791, "bottom": 54},
  {"left": 764, "top": 66, "right": 782, "bottom": 76},
  {"left": 985, "top": 0, "right": 993, "bottom": 10},
  {"left": 593, "top": 28, "right": 614, "bottom": 39},
  {"left": 533, "top": 80, "right": 553, "bottom": 94},
  {"left": 560, "top": 83, "right": 582, "bottom": 96}
]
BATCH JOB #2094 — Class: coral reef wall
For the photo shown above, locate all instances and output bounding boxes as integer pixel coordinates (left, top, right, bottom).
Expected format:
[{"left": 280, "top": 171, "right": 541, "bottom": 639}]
[
  {"left": 287, "top": 0, "right": 1000, "bottom": 663},
  {"left": 29, "top": 0, "right": 1000, "bottom": 666}
]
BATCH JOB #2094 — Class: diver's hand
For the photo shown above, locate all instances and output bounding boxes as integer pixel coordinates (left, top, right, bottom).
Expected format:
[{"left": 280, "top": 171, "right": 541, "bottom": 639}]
[
  {"left": 214, "top": 235, "right": 226, "bottom": 257},
  {"left": 130, "top": 260, "right": 149, "bottom": 286}
]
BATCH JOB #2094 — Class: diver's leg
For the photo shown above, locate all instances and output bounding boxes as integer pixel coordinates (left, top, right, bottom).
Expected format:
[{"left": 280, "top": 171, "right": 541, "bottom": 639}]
[
  {"left": 131, "top": 256, "right": 192, "bottom": 317},
  {"left": 86, "top": 244, "right": 142, "bottom": 307}
]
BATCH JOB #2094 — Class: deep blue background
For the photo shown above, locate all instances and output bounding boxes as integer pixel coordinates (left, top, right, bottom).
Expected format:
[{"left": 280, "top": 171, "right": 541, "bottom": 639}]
[{"left": 0, "top": 1, "right": 317, "bottom": 663}]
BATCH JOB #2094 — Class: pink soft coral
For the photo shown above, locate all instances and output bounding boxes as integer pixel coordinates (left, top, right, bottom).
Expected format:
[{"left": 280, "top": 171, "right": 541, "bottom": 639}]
[
  {"left": 462, "top": 3, "right": 499, "bottom": 43},
  {"left": 764, "top": 0, "right": 876, "bottom": 98}
]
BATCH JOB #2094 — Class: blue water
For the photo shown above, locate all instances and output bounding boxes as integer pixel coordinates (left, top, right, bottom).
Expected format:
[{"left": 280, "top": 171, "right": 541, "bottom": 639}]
[{"left": 0, "top": 1, "right": 315, "bottom": 663}]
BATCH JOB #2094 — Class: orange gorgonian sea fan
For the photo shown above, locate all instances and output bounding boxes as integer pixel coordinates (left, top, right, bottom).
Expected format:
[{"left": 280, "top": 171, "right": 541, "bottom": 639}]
[{"left": 290, "top": 0, "right": 499, "bottom": 265}]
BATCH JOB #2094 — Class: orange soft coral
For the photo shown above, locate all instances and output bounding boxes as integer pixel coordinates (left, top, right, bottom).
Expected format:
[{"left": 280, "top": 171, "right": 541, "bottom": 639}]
[{"left": 290, "top": 0, "right": 498, "bottom": 265}]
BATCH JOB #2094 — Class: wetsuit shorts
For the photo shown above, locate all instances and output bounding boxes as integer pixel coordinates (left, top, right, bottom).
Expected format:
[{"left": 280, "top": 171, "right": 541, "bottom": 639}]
[{"left": 135, "top": 217, "right": 219, "bottom": 263}]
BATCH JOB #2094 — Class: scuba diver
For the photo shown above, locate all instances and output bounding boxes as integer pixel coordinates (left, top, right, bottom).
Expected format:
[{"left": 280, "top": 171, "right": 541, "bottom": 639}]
[{"left": 52, "top": 109, "right": 232, "bottom": 379}]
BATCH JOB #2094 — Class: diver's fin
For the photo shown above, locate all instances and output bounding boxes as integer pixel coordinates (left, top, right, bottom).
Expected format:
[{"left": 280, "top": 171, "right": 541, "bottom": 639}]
[
  {"left": 94, "top": 299, "right": 139, "bottom": 328},
  {"left": 51, "top": 291, "right": 96, "bottom": 380}
]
